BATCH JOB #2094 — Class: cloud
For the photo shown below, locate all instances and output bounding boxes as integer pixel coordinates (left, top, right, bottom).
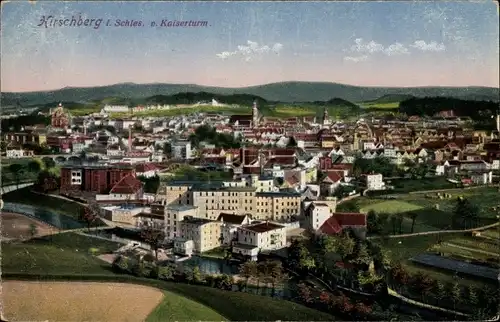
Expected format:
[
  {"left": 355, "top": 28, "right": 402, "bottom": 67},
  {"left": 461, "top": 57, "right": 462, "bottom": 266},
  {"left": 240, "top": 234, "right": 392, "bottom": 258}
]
[
  {"left": 216, "top": 40, "right": 283, "bottom": 61},
  {"left": 344, "top": 55, "right": 369, "bottom": 62},
  {"left": 350, "top": 38, "right": 384, "bottom": 54},
  {"left": 410, "top": 40, "right": 446, "bottom": 52},
  {"left": 384, "top": 43, "right": 410, "bottom": 56}
]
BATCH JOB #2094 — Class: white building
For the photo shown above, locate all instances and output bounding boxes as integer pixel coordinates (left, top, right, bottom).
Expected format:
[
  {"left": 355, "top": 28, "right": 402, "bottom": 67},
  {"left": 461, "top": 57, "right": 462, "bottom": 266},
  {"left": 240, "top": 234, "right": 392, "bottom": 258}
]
[
  {"left": 304, "top": 203, "right": 331, "bottom": 231},
  {"left": 364, "top": 173, "right": 385, "bottom": 191},
  {"left": 217, "top": 213, "right": 252, "bottom": 246},
  {"left": 6, "top": 148, "right": 33, "bottom": 159},
  {"left": 164, "top": 205, "right": 198, "bottom": 240},
  {"left": 173, "top": 238, "right": 195, "bottom": 256},
  {"left": 102, "top": 105, "right": 130, "bottom": 113},
  {"left": 470, "top": 171, "right": 493, "bottom": 185},
  {"left": 233, "top": 221, "right": 287, "bottom": 260},
  {"left": 171, "top": 141, "right": 192, "bottom": 160}
]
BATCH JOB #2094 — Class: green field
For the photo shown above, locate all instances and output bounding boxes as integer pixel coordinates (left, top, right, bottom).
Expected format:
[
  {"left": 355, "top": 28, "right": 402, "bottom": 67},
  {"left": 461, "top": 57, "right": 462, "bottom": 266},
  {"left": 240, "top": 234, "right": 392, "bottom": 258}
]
[
  {"left": 110, "top": 106, "right": 251, "bottom": 118},
  {"left": 3, "top": 232, "right": 337, "bottom": 321},
  {"left": 147, "top": 290, "right": 227, "bottom": 321},
  {"left": 361, "top": 102, "right": 400, "bottom": 109},
  {"left": 1, "top": 233, "right": 121, "bottom": 275},
  {"left": 360, "top": 200, "right": 423, "bottom": 214}
]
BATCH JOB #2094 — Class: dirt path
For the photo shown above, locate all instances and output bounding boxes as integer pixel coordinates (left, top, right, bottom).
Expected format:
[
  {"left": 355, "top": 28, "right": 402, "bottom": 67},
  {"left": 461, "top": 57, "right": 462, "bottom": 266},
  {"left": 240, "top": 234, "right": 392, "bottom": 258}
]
[
  {"left": 0, "top": 212, "right": 59, "bottom": 241},
  {"left": 443, "top": 242, "right": 500, "bottom": 257},
  {"left": 2, "top": 280, "right": 164, "bottom": 322}
]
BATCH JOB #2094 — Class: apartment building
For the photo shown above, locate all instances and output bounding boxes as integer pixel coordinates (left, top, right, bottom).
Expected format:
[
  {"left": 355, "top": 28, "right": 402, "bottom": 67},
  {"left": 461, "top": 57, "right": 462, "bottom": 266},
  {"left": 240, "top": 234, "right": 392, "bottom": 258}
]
[
  {"left": 304, "top": 203, "right": 331, "bottom": 230},
  {"left": 156, "top": 182, "right": 192, "bottom": 206},
  {"left": 255, "top": 191, "right": 302, "bottom": 221},
  {"left": 191, "top": 186, "right": 256, "bottom": 220},
  {"left": 217, "top": 213, "right": 252, "bottom": 246},
  {"left": 179, "top": 217, "right": 222, "bottom": 253},
  {"left": 233, "top": 221, "right": 287, "bottom": 259},
  {"left": 164, "top": 204, "right": 198, "bottom": 240}
]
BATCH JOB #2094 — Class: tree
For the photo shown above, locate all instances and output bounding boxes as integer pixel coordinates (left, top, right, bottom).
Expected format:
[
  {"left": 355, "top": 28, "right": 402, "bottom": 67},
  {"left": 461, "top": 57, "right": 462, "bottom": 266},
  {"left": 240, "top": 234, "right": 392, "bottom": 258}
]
[
  {"left": 451, "top": 282, "right": 462, "bottom": 310},
  {"left": 367, "top": 210, "right": 381, "bottom": 234},
  {"left": 27, "top": 158, "right": 44, "bottom": 173},
  {"left": 288, "top": 240, "right": 315, "bottom": 272},
  {"left": 268, "top": 260, "right": 285, "bottom": 295},
  {"left": 338, "top": 233, "right": 355, "bottom": 259},
  {"left": 79, "top": 205, "right": 98, "bottom": 233},
  {"left": 163, "top": 142, "right": 172, "bottom": 157},
  {"left": 140, "top": 227, "right": 165, "bottom": 260},
  {"left": 157, "top": 264, "right": 175, "bottom": 280},
  {"left": 192, "top": 266, "right": 204, "bottom": 284},
  {"left": 389, "top": 215, "right": 398, "bottom": 235},
  {"left": 29, "top": 223, "right": 38, "bottom": 238},
  {"left": 433, "top": 280, "right": 447, "bottom": 302},
  {"left": 42, "top": 157, "right": 56, "bottom": 169},
  {"left": 409, "top": 212, "right": 418, "bottom": 233},
  {"left": 395, "top": 213, "right": 404, "bottom": 234},
  {"left": 452, "top": 197, "right": 480, "bottom": 229},
  {"left": 297, "top": 283, "right": 312, "bottom": 303},
  {"left": 352, "top": 243, "right": 372, "bottom": 267},
  {"left": 239, "top": 261, "right": 258, "bottom": 288},
  {"left": 465, "top": 285, "right": 479, "bottom": 306},
  {"left": 8, "top": 163, "right": 24, "bottom": 188}
]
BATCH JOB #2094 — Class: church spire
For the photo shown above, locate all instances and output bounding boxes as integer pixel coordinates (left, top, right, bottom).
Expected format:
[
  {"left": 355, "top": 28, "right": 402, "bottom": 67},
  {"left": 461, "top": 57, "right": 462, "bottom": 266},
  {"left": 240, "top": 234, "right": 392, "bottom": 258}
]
[
  {"left": 252, "top": 99, "right": 259, "bottom": 128},
  {"left": 322, "top": 107, "right": 329, "bottom": 126}
]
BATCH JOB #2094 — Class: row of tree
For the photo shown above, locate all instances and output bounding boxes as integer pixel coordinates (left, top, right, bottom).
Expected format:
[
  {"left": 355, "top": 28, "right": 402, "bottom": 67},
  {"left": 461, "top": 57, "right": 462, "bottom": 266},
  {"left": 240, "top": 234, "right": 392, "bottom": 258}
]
[{"left": 399, "top": 97, "right": 498, "bottom": 120}]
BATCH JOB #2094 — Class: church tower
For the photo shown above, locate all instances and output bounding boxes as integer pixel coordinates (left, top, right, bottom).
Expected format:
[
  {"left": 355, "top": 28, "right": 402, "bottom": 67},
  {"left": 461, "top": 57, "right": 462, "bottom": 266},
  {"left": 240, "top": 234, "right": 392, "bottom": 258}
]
[
  {"left": 252, "top": 100, "right": 259, "bottom": 128},
  {"left": 322, "top": 107, "right": 329, "bottom": 127}
]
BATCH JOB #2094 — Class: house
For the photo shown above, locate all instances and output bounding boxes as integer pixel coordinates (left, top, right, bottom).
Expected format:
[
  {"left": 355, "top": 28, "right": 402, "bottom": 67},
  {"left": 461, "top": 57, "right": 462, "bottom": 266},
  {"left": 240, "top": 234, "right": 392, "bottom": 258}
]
[
  {"left": 470, "top": 171, "right": 493, "bottom": 185},
  {"left": 173, "top": 238, "right": 195, "bottom": 256},
  {"left": 95, "top": 174, "right": 144, "bottom": 202},
  {"left": 171, "top": 141, "right": 192, "bottom": 159},
  {"left": 318, "top": 212, "right": 367, "bottom": 239},
  {"left": 361, "top": 173, "right": 385, "bottom": 191},
  {"left": 164, "top": 205, "right": 199, "bottom": 240},
  {"left": 217, "top": 213, "right": 252, "bottom": 246},
  {"left": 135, "top": 163, "right": 159, "bottom": 178},
  {"left": 304, "top": 203, "right": 331, "bottom": 231},
  {"left": 5, "top": 147, "right": 34, "bottom": 158},
  {"left": 179, "top": 216, "right": 222, "bottom": 253},
  {"left": 134, "top": 212, "right": 164, "bottom": 230},
  {"left": 320, "top": 170, "right": 343, "bottom": 195},
  {"left": 233, "top": 221, "right": 287, "bottom": 260}
]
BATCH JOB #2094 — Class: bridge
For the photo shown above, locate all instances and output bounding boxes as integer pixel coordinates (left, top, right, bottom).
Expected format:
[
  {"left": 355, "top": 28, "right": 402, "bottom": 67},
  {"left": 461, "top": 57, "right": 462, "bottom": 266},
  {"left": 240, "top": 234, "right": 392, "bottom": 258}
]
[{"left": 40, "top": 154, "right": 84, "bottom": 163}]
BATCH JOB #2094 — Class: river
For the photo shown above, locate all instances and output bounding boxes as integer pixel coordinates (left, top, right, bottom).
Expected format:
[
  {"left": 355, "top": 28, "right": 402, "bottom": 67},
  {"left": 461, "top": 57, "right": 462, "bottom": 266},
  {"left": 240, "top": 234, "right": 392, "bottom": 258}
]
[{"left": 2, "top": 202, "right": 84, "bottom": 230}]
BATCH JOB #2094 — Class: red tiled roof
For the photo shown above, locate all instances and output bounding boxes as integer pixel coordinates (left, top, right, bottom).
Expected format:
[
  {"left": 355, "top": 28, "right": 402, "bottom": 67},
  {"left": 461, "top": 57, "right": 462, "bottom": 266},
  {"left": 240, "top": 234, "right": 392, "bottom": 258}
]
[
  {"left": 135, "top": 163, "right": 159, "bottom": 173},
  {"left": 318, "top": 212, "right": 367, "bottom": 235},
  {"left": 110, "top": 174, "right": 143, "bottom": 194},
  {"left": 323, "top": 170, "right": 343, "bottom": 183}
]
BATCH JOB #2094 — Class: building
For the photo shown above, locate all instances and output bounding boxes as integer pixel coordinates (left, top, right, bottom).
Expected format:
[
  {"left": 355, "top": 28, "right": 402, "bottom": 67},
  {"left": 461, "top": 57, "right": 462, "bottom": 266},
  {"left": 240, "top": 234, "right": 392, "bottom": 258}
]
[
  {"left": 217, "top": 213, "right": 252, "bottom": 246},
  {"left": 304, "top": 203, "right": 331, "bottom": 231},
  {"left": 362, "top": 173, "right": 385, "bottom": 191},
  {"left": 255, "top": 191, "right": 302, "bottom": 221},
  {"left": 173, "top": 238, "right": 195, "bottom": 256},
  {"left": 95, "top": 174, "right": 144, "bottom": 202},
  {"left": 100, "top": 205, "right": 148, "bottom": 225},
  {"left": 50, "top": 103, "right": 71, "bottom": 129},
  {"left": 5, "top": 147, "right": 34, "bottom": 158},
  {"left": 191, "top": 186, "right": 256, "bottom": 220},
  {"left": 2, "top": 132, "right": 47, "bottom": 146},
  {"left": 164, "top": 204, "right": 198, "bottom": 240},
  {"left": 156, "top": 182, "right": 192, "bottom": 206},
  {"left": 102, "top": 105, "right": 130, "bottom": 113},
  {"left": 171, "top": 141, "right": 192, "bottom": 159},
  {"left": 179, "top": 217, "right": 222, "bottom": 253},
  {"left": 135, "top": 212, "right": 164, "bottom": 230},
  {"left": 60, "top": 164, "right": 135, "bottom": 194},
  {"left": 233, "top": 221, "right": 287, "bottom": 260},
  {"left": 318, "top": 212, "right": 367, "bottom": 239}
]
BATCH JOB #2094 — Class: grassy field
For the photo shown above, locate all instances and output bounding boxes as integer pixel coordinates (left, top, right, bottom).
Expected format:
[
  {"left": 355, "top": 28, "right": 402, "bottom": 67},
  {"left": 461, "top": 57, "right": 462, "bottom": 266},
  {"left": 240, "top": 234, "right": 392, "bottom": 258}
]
[
  {"left": 110, "top": 106, "right": 251, "bottom": 118},
  {"left": 69, "top": 106, "right": 101, "bottom": 116},
  {"left": 146, "top": 290, "right": 226, "bottom": 321},
  {"left": 1, "top": 232, "right": 121, "bottom": 275},
  {"left": 4, "top": 281, "right": 164, "bottom": 322},
  {"left": 2, "top": 232, "right": 338, "bottom": 321},
  {"left": 361, "top": 102, "right": 400, "bottom": 109},
  {"left": 360, "top": 200, "right": 423, "bottom": 214}
]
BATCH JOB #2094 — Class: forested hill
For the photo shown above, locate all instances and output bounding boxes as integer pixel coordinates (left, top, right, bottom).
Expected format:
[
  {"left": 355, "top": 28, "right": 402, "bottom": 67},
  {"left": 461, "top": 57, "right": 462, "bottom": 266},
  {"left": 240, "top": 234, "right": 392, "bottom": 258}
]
[
  {"left": 2, "top": 81, "right": 498, "bottom": 107},
  {"left": 399, "top": 97, "right": 499, "bottom": 120},
  {"left": 141, "top": 92, "right": 269, "bottom": 106}
]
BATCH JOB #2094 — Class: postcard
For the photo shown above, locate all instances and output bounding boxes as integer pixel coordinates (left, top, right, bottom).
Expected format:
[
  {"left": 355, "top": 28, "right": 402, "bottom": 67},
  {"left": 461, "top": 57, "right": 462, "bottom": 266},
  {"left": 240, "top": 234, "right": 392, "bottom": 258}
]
[{"left": 1, "top": 1, "right": 499, "bottom": 322}]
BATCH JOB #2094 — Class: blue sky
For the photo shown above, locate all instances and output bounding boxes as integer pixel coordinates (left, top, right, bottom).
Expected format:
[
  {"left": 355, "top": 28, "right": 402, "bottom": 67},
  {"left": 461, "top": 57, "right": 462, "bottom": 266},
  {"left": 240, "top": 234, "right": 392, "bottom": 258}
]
[{"left": 1, "top": 1, "right": 498, "bottom": 92}]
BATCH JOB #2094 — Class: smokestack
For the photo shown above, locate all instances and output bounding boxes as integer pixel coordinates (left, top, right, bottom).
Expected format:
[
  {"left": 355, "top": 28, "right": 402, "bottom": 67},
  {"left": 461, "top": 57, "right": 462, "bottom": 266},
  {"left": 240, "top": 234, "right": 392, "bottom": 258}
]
[
  {"left": 128, "top": 126, "right": 132, "bottom": 152},
  {"left": 496, "top": 114, "right": 500, "bottom": 133},
  {"left": 83, "top": 123, "right": 87, "bottom": 136}
]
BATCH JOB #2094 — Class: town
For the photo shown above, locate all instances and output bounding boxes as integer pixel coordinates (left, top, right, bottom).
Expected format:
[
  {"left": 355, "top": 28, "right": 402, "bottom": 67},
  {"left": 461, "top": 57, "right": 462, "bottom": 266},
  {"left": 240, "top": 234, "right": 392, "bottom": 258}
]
[
  {"left": 1, "top": 1, "right": 499, "bottom": 321},
  {"left": 2, "top": 96, "right": 500, "bottom": 321}
]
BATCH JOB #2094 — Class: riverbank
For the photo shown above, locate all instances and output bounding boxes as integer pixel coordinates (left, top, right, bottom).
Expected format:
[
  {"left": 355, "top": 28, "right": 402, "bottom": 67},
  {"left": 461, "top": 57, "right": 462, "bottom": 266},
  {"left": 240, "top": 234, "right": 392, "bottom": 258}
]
[{"left": 0, "top": 212, "right": 59, "bottom": 241}]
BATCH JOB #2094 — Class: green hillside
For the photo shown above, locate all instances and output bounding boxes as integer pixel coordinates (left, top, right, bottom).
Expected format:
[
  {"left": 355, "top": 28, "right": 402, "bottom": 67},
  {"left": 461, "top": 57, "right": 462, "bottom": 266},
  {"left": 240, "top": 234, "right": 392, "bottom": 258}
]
[{"left": 2, "top": 81, "right": 498, "bottom": 107}]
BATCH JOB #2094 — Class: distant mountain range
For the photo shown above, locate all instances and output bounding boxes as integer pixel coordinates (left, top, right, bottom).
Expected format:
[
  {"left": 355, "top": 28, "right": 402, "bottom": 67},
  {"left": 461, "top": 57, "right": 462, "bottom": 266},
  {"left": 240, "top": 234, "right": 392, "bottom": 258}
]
[{"left": 1, "top": 81, "right": 498, "bottom": 107}]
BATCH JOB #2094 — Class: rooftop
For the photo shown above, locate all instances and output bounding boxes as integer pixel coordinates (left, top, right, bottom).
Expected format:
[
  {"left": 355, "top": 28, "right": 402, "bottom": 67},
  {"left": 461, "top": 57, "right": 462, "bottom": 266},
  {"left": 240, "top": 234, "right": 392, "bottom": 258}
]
[
  {"left": 182, "top": 217, "right": 216, "bottom": 226},
  {"left": 243, "top": 221, "right": 284, "bottom": 233}
]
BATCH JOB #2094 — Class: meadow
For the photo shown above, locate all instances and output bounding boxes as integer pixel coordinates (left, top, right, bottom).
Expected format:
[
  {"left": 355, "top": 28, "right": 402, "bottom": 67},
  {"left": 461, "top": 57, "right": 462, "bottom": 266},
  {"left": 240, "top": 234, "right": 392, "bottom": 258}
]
[
  {"left": 361, "top": 102, "right": 400, "bottom": 109},
  {"left": 3, "top": 281, "right": 165, "bottom": 322},
  {"left": 2, "top": 232, "right": 337, "bottom": 321}
]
